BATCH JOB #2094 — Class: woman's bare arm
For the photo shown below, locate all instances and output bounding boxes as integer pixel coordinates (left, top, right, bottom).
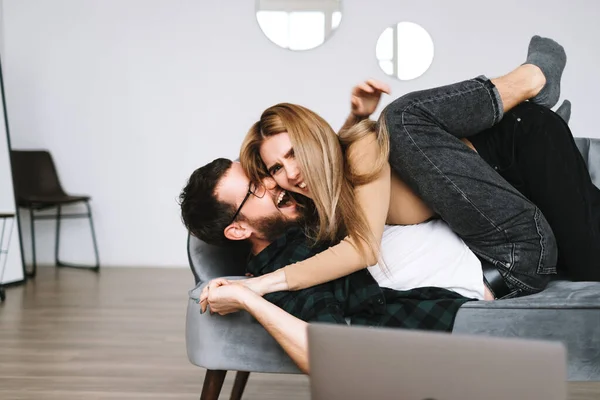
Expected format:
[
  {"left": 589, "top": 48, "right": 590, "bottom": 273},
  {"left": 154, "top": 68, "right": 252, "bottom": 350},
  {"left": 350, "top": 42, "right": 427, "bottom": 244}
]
[{"left": 226, "top": 133, "right": 436, "bottom": 296}]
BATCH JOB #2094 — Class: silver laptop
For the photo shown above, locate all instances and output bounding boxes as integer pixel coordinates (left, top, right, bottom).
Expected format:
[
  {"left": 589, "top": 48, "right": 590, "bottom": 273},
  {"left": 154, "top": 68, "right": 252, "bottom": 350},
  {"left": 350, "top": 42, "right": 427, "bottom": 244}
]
[{"left": 308, "top": 324, "right": 567, "bottom": 400}]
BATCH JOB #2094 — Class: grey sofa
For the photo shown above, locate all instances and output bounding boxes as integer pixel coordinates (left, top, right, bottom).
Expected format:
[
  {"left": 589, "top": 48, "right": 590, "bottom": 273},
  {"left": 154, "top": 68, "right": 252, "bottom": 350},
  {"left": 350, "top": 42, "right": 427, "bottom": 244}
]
[{"left": 186, "top": 137, "right": 600, "bottom": 399}]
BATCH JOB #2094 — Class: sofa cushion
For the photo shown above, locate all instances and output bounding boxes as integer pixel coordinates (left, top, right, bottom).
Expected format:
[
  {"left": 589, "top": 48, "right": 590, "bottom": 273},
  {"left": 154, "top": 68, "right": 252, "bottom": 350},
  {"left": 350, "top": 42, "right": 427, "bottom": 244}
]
[
  {"left": 460, "top": 281, "right": 600, "bottom": 309},
  {"left": 453, "top": 281, "right": 600, "bottom": 380}
]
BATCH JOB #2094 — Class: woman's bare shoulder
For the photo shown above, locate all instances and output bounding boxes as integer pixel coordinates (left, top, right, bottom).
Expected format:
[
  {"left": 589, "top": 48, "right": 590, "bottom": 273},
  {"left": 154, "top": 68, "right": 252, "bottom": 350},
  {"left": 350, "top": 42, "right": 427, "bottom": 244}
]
[{"left": 388, "top": 171, "right": 435, "bottom": 225}]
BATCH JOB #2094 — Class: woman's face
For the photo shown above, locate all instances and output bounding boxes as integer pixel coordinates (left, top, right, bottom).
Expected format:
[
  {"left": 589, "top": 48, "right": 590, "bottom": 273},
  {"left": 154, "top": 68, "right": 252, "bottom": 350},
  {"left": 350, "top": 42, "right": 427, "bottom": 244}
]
[{"left": 259, "top": 131, "right": 311, "bottom": 198}]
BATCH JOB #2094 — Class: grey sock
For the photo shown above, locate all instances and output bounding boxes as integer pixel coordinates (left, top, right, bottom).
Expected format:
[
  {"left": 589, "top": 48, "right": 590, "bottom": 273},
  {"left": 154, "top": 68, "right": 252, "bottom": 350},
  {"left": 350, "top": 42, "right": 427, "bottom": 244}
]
[
  {"left": 555, "top": 99, "right": 571, "bottom": 123},
  {"left": 525, "top": 35, "right": 567, "bottom": 109}
]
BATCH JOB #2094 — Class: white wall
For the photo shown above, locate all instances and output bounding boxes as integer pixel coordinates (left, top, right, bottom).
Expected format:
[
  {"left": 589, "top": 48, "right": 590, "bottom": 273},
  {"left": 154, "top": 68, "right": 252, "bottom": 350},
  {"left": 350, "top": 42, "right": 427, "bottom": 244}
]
[{"left": 2, "top": 0, "right": 599, "bottom": 268}]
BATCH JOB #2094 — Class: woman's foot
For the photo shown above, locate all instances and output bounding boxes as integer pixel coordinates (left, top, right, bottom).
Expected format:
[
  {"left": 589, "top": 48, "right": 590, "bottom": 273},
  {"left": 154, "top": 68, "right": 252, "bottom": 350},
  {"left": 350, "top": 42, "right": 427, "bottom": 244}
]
[{"left": 524, "top": 35, "right": 567, "bottom": 108}]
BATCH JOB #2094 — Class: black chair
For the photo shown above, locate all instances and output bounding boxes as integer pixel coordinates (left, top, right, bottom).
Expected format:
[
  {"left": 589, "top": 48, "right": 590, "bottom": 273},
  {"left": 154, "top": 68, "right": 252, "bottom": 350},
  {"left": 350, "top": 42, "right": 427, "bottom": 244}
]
[{"left": 10, "top": 150, "right": 100, "bottom": 277}]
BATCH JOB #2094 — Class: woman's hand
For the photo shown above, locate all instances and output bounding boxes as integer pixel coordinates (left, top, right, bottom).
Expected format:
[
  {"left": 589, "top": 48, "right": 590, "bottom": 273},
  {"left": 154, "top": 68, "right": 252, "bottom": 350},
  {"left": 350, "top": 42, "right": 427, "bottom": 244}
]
[
  {"left": 206, "top": 283, "right": 257, "bottom": 315},
  {"left": 351, "top": 79, "right": 391, "bottom": 117},
  {"left": 199, "top": 277, "right": 270, "bottom": 315},
  {"left": 243, "top": 270, "right": 290, "bottom": 295},
  {"left": 198, "top": 276, "right": 268, "bottom": 313},
  {"left": 199, "top": 278, "right": 232, "bottom": 313},
  {"left": 199, "top": 271, "right": 289, "bottom": 313},
  {"left": 241, "top": 276, "right": 270, "bottom": 296}
]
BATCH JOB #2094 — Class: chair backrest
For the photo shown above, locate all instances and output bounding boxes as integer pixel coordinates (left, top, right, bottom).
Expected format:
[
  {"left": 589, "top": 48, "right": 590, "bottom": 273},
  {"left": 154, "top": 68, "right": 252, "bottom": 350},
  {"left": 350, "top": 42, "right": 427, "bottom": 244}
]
[
  {"left": 187, "top": 234, "right": 250, "bottom": 285},
  {"left": 10, "top": 150, "right": 67, "bottom": 199},
  {"left": 573, "top": 137, "right": 600, "bottom": 188},
  {"left": 187, "top": 137, "right": 600, "bottom": 284}
]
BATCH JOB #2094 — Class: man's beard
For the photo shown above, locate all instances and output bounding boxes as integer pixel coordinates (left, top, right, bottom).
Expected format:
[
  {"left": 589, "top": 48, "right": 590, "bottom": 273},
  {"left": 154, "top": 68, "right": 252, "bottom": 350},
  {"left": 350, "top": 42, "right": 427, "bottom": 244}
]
[{"left": 249, "top": 214, "right": 301, "bottom": 243}]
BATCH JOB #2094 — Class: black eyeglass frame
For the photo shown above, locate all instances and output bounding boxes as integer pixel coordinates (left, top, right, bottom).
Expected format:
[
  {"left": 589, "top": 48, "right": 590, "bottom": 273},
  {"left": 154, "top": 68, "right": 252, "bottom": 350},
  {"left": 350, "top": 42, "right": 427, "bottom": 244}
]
[{"left": 229, "top": 182, "right": 266, "bottom": 224}]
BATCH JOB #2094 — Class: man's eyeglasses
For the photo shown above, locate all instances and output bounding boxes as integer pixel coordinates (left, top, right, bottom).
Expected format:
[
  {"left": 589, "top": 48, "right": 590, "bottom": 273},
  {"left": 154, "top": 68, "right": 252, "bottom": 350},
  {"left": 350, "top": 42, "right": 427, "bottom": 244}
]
[{"left": 230, "top": 182, "right": 267, "bottom": 224}]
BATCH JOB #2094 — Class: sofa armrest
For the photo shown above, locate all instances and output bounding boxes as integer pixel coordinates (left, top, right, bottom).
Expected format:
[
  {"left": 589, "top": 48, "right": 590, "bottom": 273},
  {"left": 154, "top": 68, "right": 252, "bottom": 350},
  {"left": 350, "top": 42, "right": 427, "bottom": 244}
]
[
  {"left": 188, "top": 276, "right": 248, "bottom": 304},
  {"left": 185, "top": 277, "right": 301, "bottom": 374}
]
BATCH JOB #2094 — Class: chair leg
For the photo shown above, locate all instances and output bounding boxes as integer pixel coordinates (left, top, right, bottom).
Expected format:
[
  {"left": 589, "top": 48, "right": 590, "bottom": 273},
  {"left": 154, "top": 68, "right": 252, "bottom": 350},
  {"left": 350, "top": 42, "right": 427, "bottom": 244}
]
[
  {"left": 54, "top": 205, "right": 61, "bottom": 266},
  {"left": 230, "top": 371, "right": 250, "bottom": 400},
  {"left": 200, "top": 370, "right": 227, "bottom": 400},
  {"left": 55, "top": 201, "right": 100, "bottom": 271},
  {"left": 28, "top": 208, "right": 37, "bottom": 278},
  {"left": 85, "top": 201, "right": 100, "bottom": 270}
]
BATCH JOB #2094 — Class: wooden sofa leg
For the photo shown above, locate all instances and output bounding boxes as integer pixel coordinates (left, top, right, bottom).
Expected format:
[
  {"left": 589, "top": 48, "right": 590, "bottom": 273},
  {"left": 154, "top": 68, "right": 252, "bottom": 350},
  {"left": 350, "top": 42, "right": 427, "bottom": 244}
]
[
  {"left": 230, "top": 371, "right": 250, "bottom": 400},
  {"left": 200, "top": 369, "right": 227, "bottom": 400}
]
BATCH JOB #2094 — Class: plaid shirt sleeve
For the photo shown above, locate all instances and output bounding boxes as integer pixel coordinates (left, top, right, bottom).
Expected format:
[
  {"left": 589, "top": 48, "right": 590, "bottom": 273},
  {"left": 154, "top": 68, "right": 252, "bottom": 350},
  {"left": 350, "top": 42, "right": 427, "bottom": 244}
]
[{"left": 264, "top": 285, "right": 347, "bottom": 324}]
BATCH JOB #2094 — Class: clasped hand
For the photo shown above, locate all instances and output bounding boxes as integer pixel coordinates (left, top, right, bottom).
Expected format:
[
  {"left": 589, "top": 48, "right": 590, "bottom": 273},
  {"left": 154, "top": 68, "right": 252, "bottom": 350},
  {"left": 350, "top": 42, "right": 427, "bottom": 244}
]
[{"left": 198, "top": 276, "right": 265, "bottom": 315}]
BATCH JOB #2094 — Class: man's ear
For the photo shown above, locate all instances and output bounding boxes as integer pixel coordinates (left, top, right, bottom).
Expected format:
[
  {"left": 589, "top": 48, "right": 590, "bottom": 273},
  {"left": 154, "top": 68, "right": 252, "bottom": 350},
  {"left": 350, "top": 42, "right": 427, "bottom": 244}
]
[{"left": 224, "top": 221, "right": 252, "bottom": 242}]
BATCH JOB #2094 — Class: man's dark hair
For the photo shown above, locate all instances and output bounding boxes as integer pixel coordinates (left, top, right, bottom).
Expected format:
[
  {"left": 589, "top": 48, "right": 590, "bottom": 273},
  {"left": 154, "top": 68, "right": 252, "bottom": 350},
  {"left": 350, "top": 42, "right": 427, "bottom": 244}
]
[{"left": 179, "top": 158, "right": 237, "bottom": 246}]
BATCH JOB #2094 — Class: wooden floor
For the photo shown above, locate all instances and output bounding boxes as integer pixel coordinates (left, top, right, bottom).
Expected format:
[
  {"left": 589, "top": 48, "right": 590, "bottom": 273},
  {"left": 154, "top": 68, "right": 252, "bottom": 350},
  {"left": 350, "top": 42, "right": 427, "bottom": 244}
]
[
  {"left": 0, "top": 267, "right": 598, "bottom": 400},
  {"left": 0, "top": 267, "right": 309, "bottom": 399}
]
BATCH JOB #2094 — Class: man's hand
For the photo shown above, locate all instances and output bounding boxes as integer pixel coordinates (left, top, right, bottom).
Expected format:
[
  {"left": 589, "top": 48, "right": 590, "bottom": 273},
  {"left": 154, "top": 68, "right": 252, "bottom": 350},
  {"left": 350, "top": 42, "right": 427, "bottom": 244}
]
[
  {"left": 199, "top": 276, "right": 265, "bottom": 313},
  {"left": 199, "top": 278, "right": 233, "bottom": 313},
  {"left": 351, "top": 79, "right": 391, "bottom": 117},
  {"left": 199, "top": 271, "right": 289, "bottom": 312},
  {"left": 207, "top": 283, "right": 256, "bottom": 315}
]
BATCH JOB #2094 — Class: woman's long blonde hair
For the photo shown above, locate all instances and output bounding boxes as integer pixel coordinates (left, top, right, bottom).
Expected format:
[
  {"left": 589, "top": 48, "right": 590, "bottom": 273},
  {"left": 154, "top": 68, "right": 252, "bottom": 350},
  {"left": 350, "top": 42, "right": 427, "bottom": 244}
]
[{"left": 240, "top": 103, "right": 389, "bottom": 264}]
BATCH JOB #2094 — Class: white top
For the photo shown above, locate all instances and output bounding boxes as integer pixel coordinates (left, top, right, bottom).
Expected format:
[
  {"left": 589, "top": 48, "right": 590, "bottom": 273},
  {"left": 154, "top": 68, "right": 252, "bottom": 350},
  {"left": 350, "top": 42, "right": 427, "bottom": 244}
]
[{"left": 368, "top": 219, "right": 485, "bottom": 300}]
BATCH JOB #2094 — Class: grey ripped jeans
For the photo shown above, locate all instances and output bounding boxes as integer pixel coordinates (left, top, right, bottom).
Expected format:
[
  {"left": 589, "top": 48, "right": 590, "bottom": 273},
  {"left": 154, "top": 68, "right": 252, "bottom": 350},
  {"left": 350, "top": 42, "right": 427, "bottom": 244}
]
[{"left": 382, "top": 76, "right": 558, "bottom": 297}]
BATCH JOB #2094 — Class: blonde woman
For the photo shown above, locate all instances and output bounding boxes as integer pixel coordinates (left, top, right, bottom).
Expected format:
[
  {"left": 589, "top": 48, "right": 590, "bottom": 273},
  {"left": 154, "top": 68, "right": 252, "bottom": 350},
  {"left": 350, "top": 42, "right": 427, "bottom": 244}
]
[
  {"left": 240, "top": 101, "right": 493, "bottom": 301},
  {"left": 200, "top": 36, "right": 600, "bottom": 306}
]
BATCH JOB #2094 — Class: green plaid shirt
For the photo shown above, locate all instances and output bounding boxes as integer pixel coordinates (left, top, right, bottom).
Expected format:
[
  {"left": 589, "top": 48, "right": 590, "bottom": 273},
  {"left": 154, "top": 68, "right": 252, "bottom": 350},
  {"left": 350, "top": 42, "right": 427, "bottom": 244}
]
[{"left": 247, "top": 228, "right": 474, "bottom": 332}]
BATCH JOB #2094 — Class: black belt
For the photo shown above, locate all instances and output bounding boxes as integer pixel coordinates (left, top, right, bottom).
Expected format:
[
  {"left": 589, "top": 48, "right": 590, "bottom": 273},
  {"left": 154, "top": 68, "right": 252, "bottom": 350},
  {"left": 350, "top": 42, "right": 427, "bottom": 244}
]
[{"left": 480, "top": 259, "right": 512, "bottom": 299}]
